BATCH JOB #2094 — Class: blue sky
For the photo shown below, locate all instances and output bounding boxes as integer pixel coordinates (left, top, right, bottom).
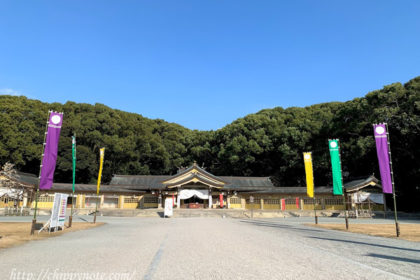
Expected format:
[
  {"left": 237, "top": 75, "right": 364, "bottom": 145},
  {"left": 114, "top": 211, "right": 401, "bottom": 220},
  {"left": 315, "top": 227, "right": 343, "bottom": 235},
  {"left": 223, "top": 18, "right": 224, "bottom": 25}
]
[{"left": 1, "top": 1, "right": 419, "bottom": 130}]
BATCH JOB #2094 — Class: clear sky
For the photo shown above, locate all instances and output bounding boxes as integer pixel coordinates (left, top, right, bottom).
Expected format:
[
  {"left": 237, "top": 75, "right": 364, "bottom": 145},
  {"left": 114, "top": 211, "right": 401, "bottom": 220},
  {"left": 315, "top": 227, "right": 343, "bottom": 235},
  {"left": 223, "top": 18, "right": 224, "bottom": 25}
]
[{"left": 1, "top": 1, "right": 419, "bottom": 130}]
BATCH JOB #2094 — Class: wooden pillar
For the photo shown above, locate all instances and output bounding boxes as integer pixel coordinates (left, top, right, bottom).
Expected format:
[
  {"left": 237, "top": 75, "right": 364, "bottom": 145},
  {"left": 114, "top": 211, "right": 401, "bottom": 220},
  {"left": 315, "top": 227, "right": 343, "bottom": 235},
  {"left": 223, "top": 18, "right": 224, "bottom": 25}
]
[
  {"left": 158, "top": 194, "right": 163, "bottom": 209},
  {"left": 260, "top": 198, "right": 264, "bottom": 210},
  {"left": 139, "top": 195, "right": 144, "bottom": 209},
  {"left": 118, "top": 195, "right": 124, "bottom": 209},
  {"left": 75, "top": 194, "right": 81, "bottom": 208},
  {"left": 226, "top": 193, "right": 229, "bottom": 209},
  {"left": 177, "top": 188, "right": 181, "bottom": 209},
  {"left": 23, "top": 193, "right": 28, "bottom": 208},
  {"left": 241, "top": 197, "right": 246, "bottom": 209},
  {"left": 208, "top": 193, "right": 212, "bottom": 209}
]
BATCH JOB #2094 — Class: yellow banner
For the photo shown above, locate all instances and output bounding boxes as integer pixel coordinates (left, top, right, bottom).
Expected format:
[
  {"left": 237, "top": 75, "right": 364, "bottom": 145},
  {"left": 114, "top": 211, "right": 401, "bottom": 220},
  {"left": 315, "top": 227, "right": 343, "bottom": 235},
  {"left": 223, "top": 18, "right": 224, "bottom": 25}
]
[
  {"left": 97, "top": 148, "right": 105, "bottom": 195},
  {"left": 303, "top": 152, "right": 314, "bottom": 198}
]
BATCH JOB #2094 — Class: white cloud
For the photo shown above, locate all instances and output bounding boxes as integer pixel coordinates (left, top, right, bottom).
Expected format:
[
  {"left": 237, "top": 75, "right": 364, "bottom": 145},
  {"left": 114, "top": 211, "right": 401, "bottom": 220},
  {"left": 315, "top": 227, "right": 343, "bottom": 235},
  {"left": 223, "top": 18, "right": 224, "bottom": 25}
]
[{"left": 0, "top": 88, "right": 22, "bottom": 96}]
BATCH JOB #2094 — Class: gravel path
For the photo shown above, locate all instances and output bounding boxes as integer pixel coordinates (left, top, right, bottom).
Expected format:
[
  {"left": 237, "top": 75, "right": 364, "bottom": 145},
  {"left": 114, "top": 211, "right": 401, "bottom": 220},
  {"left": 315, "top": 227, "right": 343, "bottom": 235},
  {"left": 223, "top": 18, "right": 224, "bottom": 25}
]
[{"left": 1, "top": 216, "right": 419, "bottom": 279}]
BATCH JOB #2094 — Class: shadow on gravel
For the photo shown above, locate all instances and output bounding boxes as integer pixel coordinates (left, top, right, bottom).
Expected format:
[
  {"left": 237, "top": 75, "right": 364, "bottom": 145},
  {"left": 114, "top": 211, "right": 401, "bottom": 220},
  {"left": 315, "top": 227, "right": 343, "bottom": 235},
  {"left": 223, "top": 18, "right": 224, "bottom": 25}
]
[
  {"left": 77, "top": 216, "right": 90, "bottom": 223},
  {"left": 310, "top": 237, "right": 420, "bottom": 253},
  {"left": 239, "top": 220, "right": 324, "bottom": 233},
  {"left": 366, "top": 253, "right": 420, "bottom": 264}
]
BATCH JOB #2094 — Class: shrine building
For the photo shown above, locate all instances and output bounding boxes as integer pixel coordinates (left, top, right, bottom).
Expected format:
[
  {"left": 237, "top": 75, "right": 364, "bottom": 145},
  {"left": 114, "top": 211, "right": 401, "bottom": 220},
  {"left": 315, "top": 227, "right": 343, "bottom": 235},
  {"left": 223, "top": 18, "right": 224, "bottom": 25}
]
[{"left": 1, "top": 162, "right": 385, "bottom": 214}]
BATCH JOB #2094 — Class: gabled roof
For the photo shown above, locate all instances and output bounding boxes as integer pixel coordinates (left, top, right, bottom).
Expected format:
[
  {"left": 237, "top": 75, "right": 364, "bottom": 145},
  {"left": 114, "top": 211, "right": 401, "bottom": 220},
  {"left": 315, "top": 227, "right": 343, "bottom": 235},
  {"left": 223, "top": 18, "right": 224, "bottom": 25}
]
[
  {"left": 162, "top": 162, "right": 228, "bottom": 187},
  {"left": 343, "top": 175, "right": 381, "bottom": 192},
  {"left": 165, "top": 173, "right": 225, "bottom": 188}
]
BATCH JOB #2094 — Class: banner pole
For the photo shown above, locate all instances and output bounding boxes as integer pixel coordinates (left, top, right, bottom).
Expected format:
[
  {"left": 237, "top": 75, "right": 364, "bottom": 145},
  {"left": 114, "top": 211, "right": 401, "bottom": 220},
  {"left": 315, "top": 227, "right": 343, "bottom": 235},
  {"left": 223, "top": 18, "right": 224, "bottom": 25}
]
[
  {"left": 69, "top": 134, "right": 76, "bottom": 228},
  {"left": 342, "top": 191, "right": 349, "bottom": 230},
  {"left": 338, "top": 143, "right": 349, "bottom": 230},
  {"left": 311, "top": 153, "right": 317, "bottom": 224},
  {"left": 93, "top": 196, "right": 98, "bottom": 224},
  {"left": 94, "top": 148, "right": 105, "bottom": 224},
  {"left": 329, "top": 139, "right": 348, "bottom": 230},
  {"left": 386, "top": 123, "right": 400, "bottom": 237},
  {"left": 69, "top": 193, "right": 74, "bottom": 227},
  {"left": 30, "top": 187, "right": 39, "bottom": 235},
  {"left": 31, "top": 111, "right": 51, "bottom": 235}
]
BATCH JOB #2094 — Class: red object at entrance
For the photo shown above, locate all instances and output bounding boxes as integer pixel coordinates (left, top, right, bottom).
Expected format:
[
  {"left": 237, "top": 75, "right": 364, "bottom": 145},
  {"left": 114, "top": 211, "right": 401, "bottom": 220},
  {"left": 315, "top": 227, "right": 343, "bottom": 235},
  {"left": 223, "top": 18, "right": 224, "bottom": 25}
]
[
  {"left": 172, "top": 195, "right": 175, "bottom": 207},
  {"left": 189, "top": 203, "right": 202, "bottom": 209},
  {"left": 295, "top": 197, "right": 300, "bottom": 209},
  {"left": 219, "top": 194, "right": 224, "bottom": 208}
]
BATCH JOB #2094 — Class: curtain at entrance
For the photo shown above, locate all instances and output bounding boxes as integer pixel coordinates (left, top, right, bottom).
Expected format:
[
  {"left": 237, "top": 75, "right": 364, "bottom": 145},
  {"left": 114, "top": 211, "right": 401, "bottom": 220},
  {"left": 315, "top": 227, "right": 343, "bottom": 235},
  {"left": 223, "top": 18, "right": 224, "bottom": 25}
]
[
  {"left": 353, "top": 192, "right": 384, "bottom": 204},
  {"left": 178, "top": 189, "right": 209, "bottom": 200}
]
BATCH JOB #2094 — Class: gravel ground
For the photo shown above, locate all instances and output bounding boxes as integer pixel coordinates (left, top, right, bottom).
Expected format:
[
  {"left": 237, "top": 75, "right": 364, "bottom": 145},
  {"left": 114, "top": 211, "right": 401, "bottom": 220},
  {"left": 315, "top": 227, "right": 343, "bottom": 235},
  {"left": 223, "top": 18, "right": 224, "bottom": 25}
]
[{"left": 1, "top": 216, "right": 419, "bottom": 280}]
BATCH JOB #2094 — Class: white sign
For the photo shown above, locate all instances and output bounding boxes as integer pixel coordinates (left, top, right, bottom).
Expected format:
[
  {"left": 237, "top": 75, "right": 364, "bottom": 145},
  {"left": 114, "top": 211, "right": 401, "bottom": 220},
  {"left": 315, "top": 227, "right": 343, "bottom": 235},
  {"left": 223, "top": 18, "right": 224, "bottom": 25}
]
[
  {"left": 50, "top": 193, "right": 69, "bottom": 228},
  {"left": 164, "top": 197, "right": 173, "bottom": 217}
]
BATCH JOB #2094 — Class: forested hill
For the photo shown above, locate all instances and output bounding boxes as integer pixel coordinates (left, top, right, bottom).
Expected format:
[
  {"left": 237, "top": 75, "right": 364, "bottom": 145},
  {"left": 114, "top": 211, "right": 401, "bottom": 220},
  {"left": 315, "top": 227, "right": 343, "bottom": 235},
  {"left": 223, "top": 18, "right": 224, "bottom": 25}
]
[{"left": 1, "top": 76, "right": 419, "bottom": 210}]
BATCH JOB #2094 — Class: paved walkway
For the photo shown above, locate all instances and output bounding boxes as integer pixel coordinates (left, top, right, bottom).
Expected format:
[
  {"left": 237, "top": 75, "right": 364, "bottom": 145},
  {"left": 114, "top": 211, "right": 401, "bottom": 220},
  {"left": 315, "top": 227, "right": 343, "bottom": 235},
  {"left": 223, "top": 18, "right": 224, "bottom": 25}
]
[{"left": 1, "top": 216, "right": 419, "bottom": 279}]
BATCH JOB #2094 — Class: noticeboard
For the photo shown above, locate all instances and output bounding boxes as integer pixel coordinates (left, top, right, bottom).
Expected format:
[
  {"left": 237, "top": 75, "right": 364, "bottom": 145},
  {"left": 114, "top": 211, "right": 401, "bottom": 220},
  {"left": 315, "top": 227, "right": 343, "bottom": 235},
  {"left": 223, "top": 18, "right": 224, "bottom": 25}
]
[
  {"left": 50, "top": 193, "right": 69, "bottom": 228},
  {"left": 164, "top": 197, "right": 173, "bottom": 217}
]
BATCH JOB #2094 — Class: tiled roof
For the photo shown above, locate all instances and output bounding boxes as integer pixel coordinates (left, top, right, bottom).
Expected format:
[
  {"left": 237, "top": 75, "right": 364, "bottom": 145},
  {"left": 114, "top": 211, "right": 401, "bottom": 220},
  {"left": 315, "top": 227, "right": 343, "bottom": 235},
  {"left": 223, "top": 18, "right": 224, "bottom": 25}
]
[
  {"left": 110, "top": 175, "right": 170, "bottom": 189},
  {"left": 110, "top": 174, "right": 275, "bottom": 190},
  {"left": 248, "top": 186, "right": 333, "bottom": 194},
  {"left": 7, "top": 166, "right": 381, "bottom": 195},
  {"left": 50, "top": 183, "right": 145, "bottom": 194}
]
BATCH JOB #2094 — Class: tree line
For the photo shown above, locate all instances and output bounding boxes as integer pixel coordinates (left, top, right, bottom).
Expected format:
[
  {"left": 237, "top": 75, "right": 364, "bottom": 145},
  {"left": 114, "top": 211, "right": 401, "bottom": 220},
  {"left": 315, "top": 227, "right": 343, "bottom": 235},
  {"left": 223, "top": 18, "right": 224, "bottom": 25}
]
[{"left": 0, "top": 76, "right": 419, "bottom": 210}]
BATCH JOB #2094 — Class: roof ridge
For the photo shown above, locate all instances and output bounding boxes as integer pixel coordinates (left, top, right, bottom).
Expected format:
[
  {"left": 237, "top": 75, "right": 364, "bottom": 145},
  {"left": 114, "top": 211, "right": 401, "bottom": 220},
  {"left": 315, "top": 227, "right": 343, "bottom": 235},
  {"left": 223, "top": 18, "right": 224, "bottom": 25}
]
[
  {"left": 113, "top": 174, "right": 170, "bottom": 177},
  {"left": 219, "top": 176, "right": 271, "bottom": 179}
]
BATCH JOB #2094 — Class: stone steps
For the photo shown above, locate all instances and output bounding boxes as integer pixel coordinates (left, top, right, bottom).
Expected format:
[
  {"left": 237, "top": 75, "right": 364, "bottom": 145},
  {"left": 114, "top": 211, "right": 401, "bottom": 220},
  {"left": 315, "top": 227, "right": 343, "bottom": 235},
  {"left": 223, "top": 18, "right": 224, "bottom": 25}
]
[{"left": 92, "top": 209, "right": 319, "bottom": 218}]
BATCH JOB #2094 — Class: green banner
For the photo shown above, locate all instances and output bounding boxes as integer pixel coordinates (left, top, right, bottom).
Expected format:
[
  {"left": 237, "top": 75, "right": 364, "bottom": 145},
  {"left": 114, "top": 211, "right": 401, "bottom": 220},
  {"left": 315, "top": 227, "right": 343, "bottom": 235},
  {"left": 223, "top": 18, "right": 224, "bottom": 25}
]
[
  {"left": 328, "top": 139, "right": 343, "bottom": 195},
  {"left": 72, "top": 136, "right": 76, "bottom": 193}
]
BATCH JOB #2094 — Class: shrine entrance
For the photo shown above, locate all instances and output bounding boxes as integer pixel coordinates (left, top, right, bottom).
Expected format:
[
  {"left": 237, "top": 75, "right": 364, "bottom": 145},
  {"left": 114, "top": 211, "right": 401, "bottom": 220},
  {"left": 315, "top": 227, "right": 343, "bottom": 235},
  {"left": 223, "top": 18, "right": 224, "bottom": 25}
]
[
  {"left": 162, "top": 162, "right": 228, "bottom": 209},
  {"left": 181, "top": 195, "right": 206, "bottom": 208},
  {"left": 177, "top": 189, "right": 212, "bottom": 209}
]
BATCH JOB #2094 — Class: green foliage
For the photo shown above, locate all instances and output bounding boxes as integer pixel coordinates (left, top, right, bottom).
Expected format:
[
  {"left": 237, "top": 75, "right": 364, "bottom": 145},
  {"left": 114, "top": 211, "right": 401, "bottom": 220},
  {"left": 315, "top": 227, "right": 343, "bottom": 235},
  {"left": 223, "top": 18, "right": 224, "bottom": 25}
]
[
  {"left": 1, "top": 76, "right": 419, "bottom": 210},
  {"left": 0, "top": 97, "right": 193, "bottom": 183}
]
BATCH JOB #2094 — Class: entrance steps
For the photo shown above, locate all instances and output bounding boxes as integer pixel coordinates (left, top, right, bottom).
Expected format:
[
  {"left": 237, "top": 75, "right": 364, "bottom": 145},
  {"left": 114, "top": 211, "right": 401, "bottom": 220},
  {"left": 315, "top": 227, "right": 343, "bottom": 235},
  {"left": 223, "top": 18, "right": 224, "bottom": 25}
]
[
  {"left": 173, "top": 209, "right": 245, "bottom": 218},
  {"left": 89, "top": 209, "right": 344, "bottom": 218}
]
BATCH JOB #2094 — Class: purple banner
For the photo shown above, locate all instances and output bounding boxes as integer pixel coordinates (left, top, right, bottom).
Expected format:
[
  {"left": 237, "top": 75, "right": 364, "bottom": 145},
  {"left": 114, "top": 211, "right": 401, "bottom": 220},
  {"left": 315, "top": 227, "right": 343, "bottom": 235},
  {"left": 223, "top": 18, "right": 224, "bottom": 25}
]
[
  {"left": 39, "top": 112, "right": 63, "bottom": 190},
  {"left": 373, "top": 124, "right": 392, "bottom": 193}
]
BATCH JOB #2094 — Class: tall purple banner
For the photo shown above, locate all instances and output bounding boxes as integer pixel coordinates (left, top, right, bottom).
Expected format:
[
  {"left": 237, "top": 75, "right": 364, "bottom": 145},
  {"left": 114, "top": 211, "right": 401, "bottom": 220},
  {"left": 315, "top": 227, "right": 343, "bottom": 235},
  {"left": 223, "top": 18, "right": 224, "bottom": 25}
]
[
  {"left": 373, "top": 123, "right": 392, "bottom": 193},
  {"left": 39, "top": 112, "right": 63, "bottom": 190}
]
